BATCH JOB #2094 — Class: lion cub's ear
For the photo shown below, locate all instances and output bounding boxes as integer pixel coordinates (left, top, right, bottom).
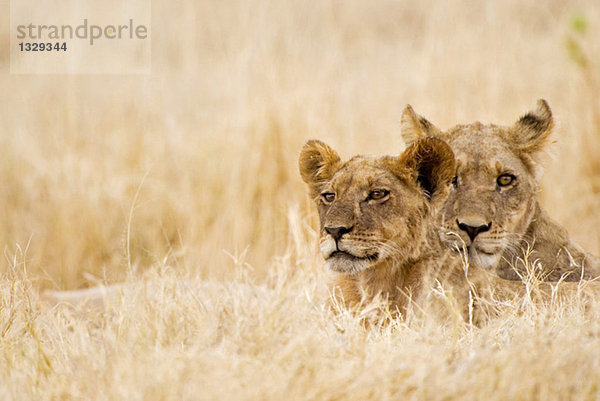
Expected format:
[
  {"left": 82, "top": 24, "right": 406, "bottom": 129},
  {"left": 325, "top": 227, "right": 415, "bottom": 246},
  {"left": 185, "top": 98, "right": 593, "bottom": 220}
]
[
  {"left": 400, "top": 105, "right": 443, "bottom": 145},
  {"left": 398, "top": 137, "right": 456, "bottom": 206},
  {"left": 510, "top": 99, "right": 554, "bottom": 154},
  {"left": 299, "top": 140, "right": 342, "bottom": 197}
]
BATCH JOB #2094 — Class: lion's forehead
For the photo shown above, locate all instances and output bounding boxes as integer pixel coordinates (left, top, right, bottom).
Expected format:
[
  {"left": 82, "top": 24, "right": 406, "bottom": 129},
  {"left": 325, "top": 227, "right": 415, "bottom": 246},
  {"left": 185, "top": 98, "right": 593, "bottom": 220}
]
[
  {"left": 329, "top": 158, "right": 402, "bottom": 195},
  {"left": 447, "top": 128, "right": 526, "bottom": 175}
]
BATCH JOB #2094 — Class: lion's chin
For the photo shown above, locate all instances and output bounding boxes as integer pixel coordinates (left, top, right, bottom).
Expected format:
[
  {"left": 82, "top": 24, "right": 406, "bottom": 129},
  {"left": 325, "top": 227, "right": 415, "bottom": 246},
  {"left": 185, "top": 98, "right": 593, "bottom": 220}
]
[
  {"left": 467, "top": 247, "right": 501, "bottom": 270},
  {"left": 325, "top": 251, "right": 379, "bottom": 275},
  {"left": 444, "top": 238, "right": 501, "bottom": 270}
]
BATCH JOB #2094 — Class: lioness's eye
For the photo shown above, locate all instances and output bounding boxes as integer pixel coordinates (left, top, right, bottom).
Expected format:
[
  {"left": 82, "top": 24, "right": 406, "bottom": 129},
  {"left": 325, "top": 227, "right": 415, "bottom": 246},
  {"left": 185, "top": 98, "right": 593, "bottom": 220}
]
[
  {"left": 368, "top": 189, "right": 389, "bottom": 201},
  {"left": 497, "top": 174, "right": 516, "bottom": 187},
  {"left": 321, "top": 192, "right": 335, "bottom": 204}
]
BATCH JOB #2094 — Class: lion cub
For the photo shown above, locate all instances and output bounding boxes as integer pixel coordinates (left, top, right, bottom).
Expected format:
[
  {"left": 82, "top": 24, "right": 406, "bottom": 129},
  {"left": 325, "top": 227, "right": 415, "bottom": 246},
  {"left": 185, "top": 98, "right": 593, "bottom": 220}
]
[
  {"left": 299, "top": 137, "right": 473, "bottom": 318},
  {"left": 401, "top": 100, "right": 600, "bottom": 281}
]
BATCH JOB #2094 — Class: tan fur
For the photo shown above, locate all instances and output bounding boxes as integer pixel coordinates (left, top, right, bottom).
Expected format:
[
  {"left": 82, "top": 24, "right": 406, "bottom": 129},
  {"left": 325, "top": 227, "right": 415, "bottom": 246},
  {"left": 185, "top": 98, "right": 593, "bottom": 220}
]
[
  {"left": 299, "top": 138, "right": 472, "bottom": 318},
  {"left": 401, "top": 100, "right": 600, "bottom": 281}
]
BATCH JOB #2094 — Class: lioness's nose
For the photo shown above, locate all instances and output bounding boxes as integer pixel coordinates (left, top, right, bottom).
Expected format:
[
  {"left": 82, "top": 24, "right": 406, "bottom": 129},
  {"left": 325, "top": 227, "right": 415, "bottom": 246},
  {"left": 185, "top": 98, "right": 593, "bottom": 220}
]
[
  {"left": 325, "top": 226, "right": 353, "bottom": 241},
  {"left": 456, "top": 219, "right": 491, "bottom": 241}
]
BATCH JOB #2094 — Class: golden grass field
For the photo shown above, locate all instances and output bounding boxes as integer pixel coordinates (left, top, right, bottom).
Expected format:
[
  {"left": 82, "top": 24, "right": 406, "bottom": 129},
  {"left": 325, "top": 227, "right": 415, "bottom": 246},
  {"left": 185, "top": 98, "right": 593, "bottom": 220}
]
[{"left": 1, "top": 0, "right": 600, "bottom": 399}]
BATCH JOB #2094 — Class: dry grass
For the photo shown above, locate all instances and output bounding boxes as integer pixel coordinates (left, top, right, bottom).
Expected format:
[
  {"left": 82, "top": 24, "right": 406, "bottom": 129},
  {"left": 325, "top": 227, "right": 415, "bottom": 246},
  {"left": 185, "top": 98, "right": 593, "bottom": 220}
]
[{"left": 1, "top": 0, "right": 600, "bottom": 399}]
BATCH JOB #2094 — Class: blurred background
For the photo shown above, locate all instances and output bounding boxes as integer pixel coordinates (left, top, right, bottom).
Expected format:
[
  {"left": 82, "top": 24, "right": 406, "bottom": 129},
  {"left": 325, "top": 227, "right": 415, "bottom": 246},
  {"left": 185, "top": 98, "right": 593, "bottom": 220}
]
[{"left": 0, "top": 0, "right": 598, "bottom": 289}]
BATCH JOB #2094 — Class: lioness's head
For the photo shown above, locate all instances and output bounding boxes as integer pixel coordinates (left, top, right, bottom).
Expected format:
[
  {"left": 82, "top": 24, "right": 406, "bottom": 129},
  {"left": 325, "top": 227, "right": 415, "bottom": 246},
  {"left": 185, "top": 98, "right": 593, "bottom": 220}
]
[
  {"left": 299, "top": 138, "right": 455, "bottom": 274},
  {"left": 401, "top": 100, "right": 553, "bottom": 270}
]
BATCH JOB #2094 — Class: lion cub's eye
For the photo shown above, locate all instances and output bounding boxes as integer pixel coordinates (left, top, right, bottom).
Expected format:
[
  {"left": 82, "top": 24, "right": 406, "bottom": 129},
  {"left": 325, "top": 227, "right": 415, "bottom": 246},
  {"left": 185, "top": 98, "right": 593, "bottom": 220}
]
[
  {"left": 452, "top": 176, "right": 458, "bottom": 188},
  {"left": 321, "top": 192, "right": 335, "bottom": 204},
  {"left": 367, "top": 189, "right": 390, "bottom": 201},
  {"left": 497, "top": 174, "right": 516, "bottom": 187}
]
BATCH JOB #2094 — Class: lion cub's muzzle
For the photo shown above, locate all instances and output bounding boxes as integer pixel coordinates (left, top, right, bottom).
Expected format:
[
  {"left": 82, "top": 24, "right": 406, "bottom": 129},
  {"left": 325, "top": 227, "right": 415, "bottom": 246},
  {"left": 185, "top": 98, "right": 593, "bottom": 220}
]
[
  {"left": 320, "top": 225, "right": 380, "bottom": 274},
  {"left": 442, "top": 215, "right": 502, "bottom": 269},
  {"left": 456, "top": 219, "right": 491, "bottom": 242}
]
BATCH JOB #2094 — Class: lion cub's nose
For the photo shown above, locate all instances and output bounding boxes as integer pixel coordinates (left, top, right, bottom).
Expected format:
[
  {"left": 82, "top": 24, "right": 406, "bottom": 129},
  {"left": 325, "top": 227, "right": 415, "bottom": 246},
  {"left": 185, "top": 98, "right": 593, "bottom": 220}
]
[
  {"left": 456, "top": 219, "right": 491, "bottom": 242},
  {"left": 325, "top": 226, "right": 353, "bottom": 241}
]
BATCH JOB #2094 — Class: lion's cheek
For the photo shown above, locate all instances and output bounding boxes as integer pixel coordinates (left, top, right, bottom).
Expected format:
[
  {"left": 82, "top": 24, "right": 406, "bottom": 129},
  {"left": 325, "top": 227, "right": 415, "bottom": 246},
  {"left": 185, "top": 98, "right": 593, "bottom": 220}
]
[{"left": 377, "top": 216, "right": 413, "bottom": 244}]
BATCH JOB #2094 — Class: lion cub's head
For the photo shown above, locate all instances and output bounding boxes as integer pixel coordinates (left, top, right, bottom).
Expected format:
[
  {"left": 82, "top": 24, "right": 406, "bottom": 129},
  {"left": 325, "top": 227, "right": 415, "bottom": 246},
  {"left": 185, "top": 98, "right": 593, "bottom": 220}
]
[
  {"left": 401, "top": 100, "right": 553, "bottom": 271},
  {"left": 299, "top": 138, "right": 455, "bottom": 274}
]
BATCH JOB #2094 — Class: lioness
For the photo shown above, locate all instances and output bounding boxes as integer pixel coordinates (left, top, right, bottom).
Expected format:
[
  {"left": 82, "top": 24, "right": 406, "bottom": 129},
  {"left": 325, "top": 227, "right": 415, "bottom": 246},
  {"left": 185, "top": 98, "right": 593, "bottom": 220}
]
[
  {"left": 299, "top": 137, "right": 474, "bottom": 318},
  {"left": 401, "top": 100, "right": 600, "bottom": 281}
]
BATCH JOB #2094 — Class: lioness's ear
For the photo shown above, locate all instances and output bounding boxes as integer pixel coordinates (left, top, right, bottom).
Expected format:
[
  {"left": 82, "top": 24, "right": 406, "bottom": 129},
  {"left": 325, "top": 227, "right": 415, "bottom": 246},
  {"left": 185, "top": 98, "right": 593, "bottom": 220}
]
[
  {"left": 510, "top": 99, "right": 554, "bottom": 154},
  {"left": 399, "top": 137, "right": 456, "bottom": 205},
  {"left": 299, "top": 140, "right": 342, "bottom": 196},
  {"left": 400, "top": 105, "right": 442, "bottom": 145}
]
